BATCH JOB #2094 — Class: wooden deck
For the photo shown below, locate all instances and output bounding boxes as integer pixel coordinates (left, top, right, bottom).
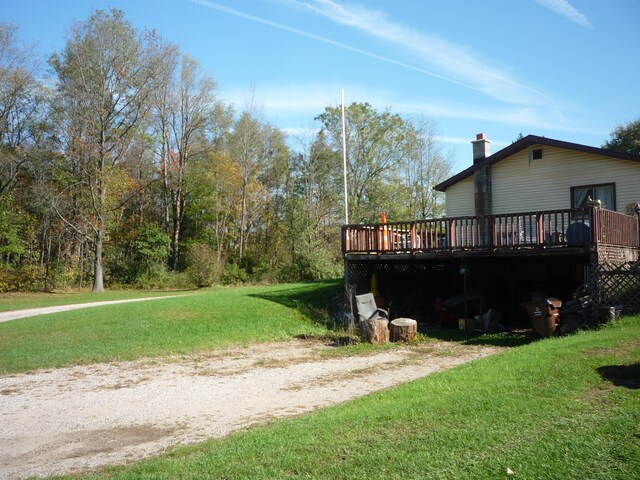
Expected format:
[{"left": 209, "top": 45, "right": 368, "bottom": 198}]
[{"left": 342, "top": 208, "right": 639, "bottom": 257}]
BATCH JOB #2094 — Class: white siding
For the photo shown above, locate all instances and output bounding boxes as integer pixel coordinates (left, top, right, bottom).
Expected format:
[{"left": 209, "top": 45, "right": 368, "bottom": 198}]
[
  {"left": 445, "top": 177, "right": 474, "bottom": 216},
  {"left": 445, "top": 146, "right": 640, "bottom": 216}
]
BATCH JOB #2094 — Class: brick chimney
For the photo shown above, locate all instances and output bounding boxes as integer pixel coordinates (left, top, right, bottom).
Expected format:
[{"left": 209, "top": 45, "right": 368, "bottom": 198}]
[
  {"left": 471, "top": 133, "right": 491, "bottom": 164},
  {"left": 472, "top": 133, "right": 492, "bottom": 217}
]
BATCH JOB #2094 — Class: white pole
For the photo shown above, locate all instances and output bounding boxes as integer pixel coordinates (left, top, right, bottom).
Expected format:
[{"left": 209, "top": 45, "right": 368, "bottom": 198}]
[{"left": 341, "top": 89, "right": 349, "bottom": 224}]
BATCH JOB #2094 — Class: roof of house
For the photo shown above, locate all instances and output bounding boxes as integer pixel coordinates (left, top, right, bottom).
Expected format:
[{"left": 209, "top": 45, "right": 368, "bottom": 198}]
[{"left": 434, "top": 134, "right": 640, "bottom": 192}]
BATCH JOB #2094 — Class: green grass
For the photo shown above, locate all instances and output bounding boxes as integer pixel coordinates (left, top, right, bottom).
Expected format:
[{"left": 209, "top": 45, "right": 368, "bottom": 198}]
[
  {"left": 0, "top": 289, "right": 193, "bottom": 312},
  {"left": 58, "top": 316, "right": 639, "bottom": 480},
  {"left": 0, "top": 282, "right": 340, "bottom": 373}
]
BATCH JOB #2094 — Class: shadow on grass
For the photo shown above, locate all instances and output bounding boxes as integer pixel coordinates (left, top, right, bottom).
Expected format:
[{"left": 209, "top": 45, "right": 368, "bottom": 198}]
[
  {"left": 249, "top": 281, "right": 343, "bottom": 331},
  {"left": 597, "top": 363, "right": 640, "bottom": 389},
  {"left": 422, "top": 325, "right": 539, "bottom": 348},
  {"left": 251, "top": 282, "right": 540, "bottom": 348}
]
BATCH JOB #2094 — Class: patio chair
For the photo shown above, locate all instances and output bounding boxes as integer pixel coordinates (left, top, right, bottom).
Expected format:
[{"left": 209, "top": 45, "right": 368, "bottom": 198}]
[{"left": 355, "top": 293, "right": 389, "bottom": 323}]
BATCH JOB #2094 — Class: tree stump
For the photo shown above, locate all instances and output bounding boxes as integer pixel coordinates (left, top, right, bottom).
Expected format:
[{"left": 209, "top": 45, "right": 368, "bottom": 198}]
[
  {"left": 390, "top": 318, "right": 418, "bottom": 342},
  {"left": 360, "top": 318, "right": 389, "bottom": 344}
]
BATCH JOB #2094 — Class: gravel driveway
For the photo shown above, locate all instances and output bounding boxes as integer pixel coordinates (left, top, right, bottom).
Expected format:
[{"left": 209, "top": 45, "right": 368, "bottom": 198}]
[{"left": 0, "top": 337, "right": 503, "bottom": 479}]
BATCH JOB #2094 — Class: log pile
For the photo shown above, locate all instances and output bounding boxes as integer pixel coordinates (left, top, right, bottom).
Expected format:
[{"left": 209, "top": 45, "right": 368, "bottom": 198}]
[{"left": 559, "top": 296, "right": 619, "bottom": 335}]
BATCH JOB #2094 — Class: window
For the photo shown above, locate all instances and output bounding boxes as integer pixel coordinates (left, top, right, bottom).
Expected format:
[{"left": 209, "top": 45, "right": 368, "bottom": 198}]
[
  {"left": 532, "top": 148, "right": 543, "bottom": 160},
  {"left": 571, "top": 183, "right": 615, "bottom": 211}
]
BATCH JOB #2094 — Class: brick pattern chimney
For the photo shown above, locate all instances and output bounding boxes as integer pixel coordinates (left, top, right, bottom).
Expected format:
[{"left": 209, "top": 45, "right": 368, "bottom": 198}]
[
  {"left": 471, "top": 133, "right": 491, "bottom": 164},
  {"left": 472, "top": 133, "right": 492, "bottom": 217}
]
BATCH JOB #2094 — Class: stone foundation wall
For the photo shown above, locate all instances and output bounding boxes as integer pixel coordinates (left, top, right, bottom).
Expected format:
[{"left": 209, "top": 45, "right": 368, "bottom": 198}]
[{"left": 597, "top": 245, "right": 639, "bottom": 265}]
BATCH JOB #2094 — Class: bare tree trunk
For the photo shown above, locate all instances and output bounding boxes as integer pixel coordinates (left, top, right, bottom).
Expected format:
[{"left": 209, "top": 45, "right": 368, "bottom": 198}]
[
  {"left": 161, "top": 126, "right": 171, "bottom": 235},
  {"left": 171, "top": 190, "right": 182, "bottom": 271},
  {"left": 92, "top": 229, "right": 104, "bottom": 293},
  {"left": 79, "top": 240, "right": 84, "bottom": 289},
  {"left": 239, "top": 179, "right": 247, "bottom": 266},
  {"left": 92, "top": 159, "right": 106, "bottom": 292}
]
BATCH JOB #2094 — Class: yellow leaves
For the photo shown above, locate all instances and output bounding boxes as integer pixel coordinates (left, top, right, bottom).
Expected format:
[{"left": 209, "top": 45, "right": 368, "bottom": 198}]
[{"left": 103, "top": 165, "right": 136, "bottom": 211}]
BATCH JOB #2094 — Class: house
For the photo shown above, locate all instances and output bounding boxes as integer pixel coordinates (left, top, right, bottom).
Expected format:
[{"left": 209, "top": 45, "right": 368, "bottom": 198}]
[
  {"left": 342, "top": 134, "right": 640, "bottom": 326},
  {"left": 436, "top": 133, "right": 640, "bottom": 218}
]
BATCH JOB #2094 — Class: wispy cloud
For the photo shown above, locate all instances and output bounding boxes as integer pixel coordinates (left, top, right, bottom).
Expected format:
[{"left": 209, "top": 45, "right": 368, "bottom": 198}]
[
  {"left": 290, "top": 0, "right": 564, "bottom": 120},
  {"left": 190, "top": 0, "right": 479, "bottom": 91},
  {"left": 223, "top": 83, "right": 393, "bottom": 113},
  {"left": 191, "top": 0, "right": 564, "bottom": 124},
  {"left": 535, "top": 0, "right": 591, "bottom": 27},
  {"left": 231, "top": 83, "right": 601, "bottom": 137}
]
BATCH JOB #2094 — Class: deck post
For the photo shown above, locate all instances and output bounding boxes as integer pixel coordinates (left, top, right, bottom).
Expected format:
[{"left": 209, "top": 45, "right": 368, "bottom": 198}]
[
  {"left": 490, "top": 216, "right": 496, "bottom": 250},
  {"left": 449, "top": 218, "right": 456, "bottom": 250},
  {"left": 536, "top": 213, "right": 544, "bottom": 246},
  {"left": 410, "top": 222, "right": 417, "bottom": 252},
  {"left": 590, "top": 206, "right": 599, "bottom": 245},
  {"left": 342, "top": 226, "right": 349, "bottom": 254}
]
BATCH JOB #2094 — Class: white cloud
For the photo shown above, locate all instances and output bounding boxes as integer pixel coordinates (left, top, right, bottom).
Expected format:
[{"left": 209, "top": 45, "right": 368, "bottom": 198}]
[
  {"left": 291, "top": 0, "right": 564, "bottom": 118},
  {"left": 193, "top": 0, "right": 564, "bottom": 124},
  {"left": 536, "top": 0, "right": 592, "bottom": 27},
  {"left": 228, "top": 83, "right": 602, "bottom": 137}
]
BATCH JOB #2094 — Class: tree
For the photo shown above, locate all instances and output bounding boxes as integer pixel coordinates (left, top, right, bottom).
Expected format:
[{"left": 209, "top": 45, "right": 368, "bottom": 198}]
[
  {"left": 316, "top": 102, "right": 415, "bottom": 223},
  {"left": 165, "top": 54, "right": 218, "bottom": 270},
  {"left": 50, "top": 9, "right": 160, "bottom": 292},
  {"left": 282, "top": 130, "right": 342, "bottom": 279},
  {"left": 0, "top": 22, "right": 44, "bottom": 200},
  {"left": 227, "top": 108, "right": 279, "bottom": 265},
  {"left": 401, "top": 118, "right": 451, "bottom": 219},
  {"left": 315, "top": 102, "right": 449, "bottom": 223},
  {"left": 602, "top": 117, "right": 640, "bottom": 156},
  {"left": 148, "top": 40, "right": 179, "bottom": 238}
]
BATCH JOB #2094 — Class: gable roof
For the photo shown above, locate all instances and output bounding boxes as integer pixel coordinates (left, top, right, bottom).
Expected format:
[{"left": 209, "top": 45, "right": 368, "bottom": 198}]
[{"left": 434, "top": 134, "right": 640, "bottom": 192}]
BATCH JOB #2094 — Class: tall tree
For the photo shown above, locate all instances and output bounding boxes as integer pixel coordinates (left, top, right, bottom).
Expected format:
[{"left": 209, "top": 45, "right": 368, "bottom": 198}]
[
  {"left": 0, "top": 22, "right": 43, "bottom": 199},
  {"left": 50, "top": 9, "right": 160, "bottom": 292},
  {"left": 602, "top": 117, "right": 640, "bottom": 156},
  {"left": 288, "top": 131, "right": 341, "bottom": 249},
  {"left": 166, "top": 54, "right": 217, "bottom": 271},
  {"left": 227, "top": 108, "right": 278, "bottom": 265},
  {"left": 316, "top": 102, "right": 414, "bottom": 222},
  {"left": 148, "top": 41, "right": 179, "bottom": 237},
  {"left": 401, "top": 118, "right": 451, "bottom": 220}
]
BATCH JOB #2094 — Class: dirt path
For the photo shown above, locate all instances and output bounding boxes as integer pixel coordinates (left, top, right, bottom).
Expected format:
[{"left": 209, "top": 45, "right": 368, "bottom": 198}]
[
  {"left": 0, "top": 339, "right": 503, "bottom": 479},
  {"left": 0, "top": 295, "right": 191, "bottom": 323}
]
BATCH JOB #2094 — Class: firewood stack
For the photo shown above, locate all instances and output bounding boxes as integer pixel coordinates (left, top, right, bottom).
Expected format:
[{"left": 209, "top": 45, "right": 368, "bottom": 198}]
[{"left": 559, "top": 296, "right": 618, "bottom": 335}]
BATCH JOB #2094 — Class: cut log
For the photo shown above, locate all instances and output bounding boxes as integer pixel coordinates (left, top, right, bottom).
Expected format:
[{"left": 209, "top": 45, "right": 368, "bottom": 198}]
[
  {"left": 390, "top": 318, "right": 418, "bottom": 342},
  {"left": 360, "top": 318, "right": 389, "bottom": 344}
]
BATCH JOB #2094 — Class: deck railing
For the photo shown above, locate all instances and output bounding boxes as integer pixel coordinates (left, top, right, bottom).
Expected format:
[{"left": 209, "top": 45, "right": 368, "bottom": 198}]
[
  {"left": 593, "top": 208, "right": 640, "bottom": 247},
  {"left": 342, "top": 208, "right": 640, "bottom": 255}
]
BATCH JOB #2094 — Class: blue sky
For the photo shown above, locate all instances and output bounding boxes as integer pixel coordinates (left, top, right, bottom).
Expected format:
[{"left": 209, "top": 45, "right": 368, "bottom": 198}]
[{"left": 4, "top": 0, "right": 639, "bottom": 172}]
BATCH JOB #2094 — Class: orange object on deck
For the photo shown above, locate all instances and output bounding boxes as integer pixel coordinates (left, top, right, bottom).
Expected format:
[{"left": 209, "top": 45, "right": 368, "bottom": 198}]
[{"left": 381, "top": 211, "right": 388, "bottom": 250}]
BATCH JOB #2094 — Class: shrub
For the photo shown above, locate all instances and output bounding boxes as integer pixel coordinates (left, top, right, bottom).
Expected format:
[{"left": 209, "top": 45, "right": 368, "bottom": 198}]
[
  {"left": 186, "top": 244, "right": 224, "bottom": 287},
  {"left": 222, "top": 263, "right": 249, "bottom": 285},
  {"left": 294, "top": 243, "right": 342, "bottom": 281},
  {"left": 0, "top": 264, "right": 45, "bottom": 292},
  {"left": 107, "top": 225, "right": 170, "bottom": 286}
]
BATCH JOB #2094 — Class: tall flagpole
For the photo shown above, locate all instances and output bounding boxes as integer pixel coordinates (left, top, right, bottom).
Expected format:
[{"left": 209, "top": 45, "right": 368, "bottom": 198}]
[{"left": 341, "top": 89, "right": 349, "bottom": 225}]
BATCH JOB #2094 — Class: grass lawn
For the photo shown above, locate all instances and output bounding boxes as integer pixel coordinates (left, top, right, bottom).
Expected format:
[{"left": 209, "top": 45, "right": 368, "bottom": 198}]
[
  {"left": 62, "top": 315, "right": 639, "bottom": 480},
  {"left": 0, "top": 282, "right": 341, "bottom": 374}
]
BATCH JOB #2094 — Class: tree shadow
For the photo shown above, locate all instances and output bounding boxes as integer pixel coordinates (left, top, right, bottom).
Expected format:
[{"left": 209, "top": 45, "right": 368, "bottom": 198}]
[
  {"left": 597, "top": 363, "right": 640, "bottom": 389},
  {"left": 249, "top": 281, "right": 343, "bottom": 331},
  {"left": 422, "top": 325, "right": 538, "bottom": 348}
]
